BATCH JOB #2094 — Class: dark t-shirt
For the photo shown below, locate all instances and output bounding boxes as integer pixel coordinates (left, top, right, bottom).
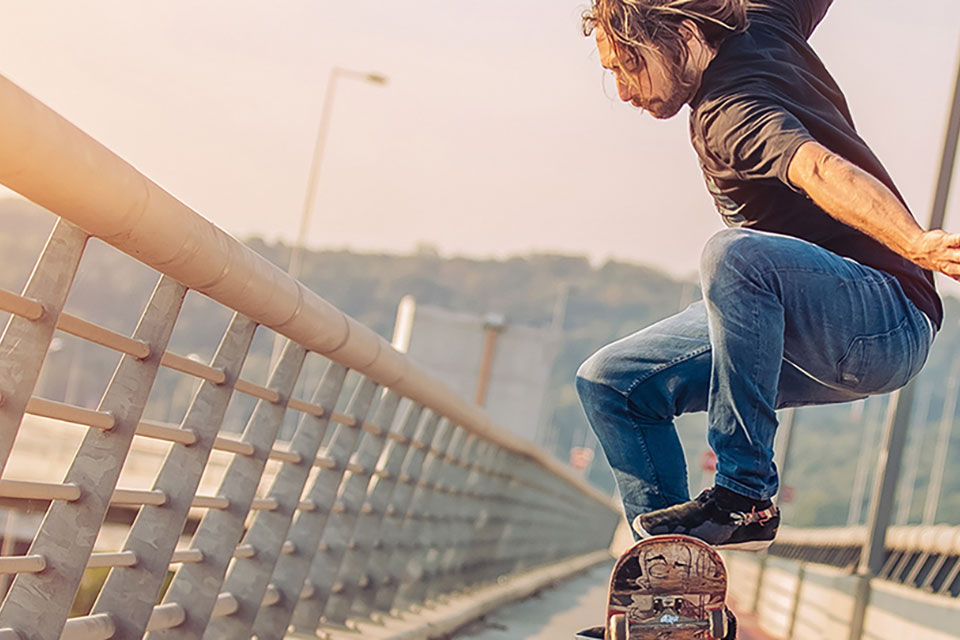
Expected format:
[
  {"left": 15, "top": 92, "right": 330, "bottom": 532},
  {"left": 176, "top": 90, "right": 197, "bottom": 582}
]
[{"left": 689, "top": 0, "right": 943, "bottom": 328}]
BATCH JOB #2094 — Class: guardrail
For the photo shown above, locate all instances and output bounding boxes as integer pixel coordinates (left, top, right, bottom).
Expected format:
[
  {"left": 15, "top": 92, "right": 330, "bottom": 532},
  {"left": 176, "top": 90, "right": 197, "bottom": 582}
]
[
  {"left": 726, "top": 525, "right": 960, "bottom": 639},
  {"left": 0, "top": 74, "right": 621, "bottom": 640},
  {"left": 771, "top": 525, "right": 960, "bottom": 597}
]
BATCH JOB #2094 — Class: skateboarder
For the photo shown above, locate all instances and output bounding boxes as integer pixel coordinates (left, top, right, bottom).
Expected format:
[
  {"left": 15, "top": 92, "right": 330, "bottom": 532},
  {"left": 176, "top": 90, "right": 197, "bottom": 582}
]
[{"left": 576, "top": 0, "right": 957, "bottom": 550}]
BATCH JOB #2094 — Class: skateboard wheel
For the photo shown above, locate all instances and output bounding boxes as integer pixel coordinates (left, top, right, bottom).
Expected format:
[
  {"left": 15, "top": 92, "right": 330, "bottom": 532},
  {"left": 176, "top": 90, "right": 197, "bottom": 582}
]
[
  {"left": 708, "top": 608, "right": 728, "bottom": 639},
  {"left": 725, "top": 608, "right": 738, "bottom": 640},
  {"left": 608, "top": 613, "right": 627, "bottom": 640}
]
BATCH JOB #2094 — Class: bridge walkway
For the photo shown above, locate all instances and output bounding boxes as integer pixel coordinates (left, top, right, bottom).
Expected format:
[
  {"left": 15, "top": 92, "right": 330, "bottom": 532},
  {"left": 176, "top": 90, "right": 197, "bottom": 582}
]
[{"left": 450, "top": 557, "right": 778, "bottom": 640}]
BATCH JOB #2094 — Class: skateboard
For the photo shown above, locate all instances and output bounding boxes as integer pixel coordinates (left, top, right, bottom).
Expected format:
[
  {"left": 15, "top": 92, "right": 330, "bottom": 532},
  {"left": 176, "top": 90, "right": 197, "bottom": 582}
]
[{"left": 576, "top": 535, "right": 737, "bottom": 639}]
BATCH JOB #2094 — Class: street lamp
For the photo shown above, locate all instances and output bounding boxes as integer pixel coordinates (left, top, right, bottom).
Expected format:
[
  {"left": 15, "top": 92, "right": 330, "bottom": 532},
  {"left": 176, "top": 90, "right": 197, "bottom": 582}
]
[{"left": 287, "top": 67, "right": 388, "bottom": 280}]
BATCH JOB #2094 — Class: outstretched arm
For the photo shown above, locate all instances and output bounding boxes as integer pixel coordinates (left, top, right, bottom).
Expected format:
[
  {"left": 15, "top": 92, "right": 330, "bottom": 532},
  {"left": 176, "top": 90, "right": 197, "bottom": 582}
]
[{"left": 787, "top": 140, "right": 960, "bottom": 281}]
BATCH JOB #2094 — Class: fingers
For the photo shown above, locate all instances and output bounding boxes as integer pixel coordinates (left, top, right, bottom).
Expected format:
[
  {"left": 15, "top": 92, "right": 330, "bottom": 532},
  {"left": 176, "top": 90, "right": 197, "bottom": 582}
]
[{"left": 940, "top": 262, "right": 960, "bottom": 281}]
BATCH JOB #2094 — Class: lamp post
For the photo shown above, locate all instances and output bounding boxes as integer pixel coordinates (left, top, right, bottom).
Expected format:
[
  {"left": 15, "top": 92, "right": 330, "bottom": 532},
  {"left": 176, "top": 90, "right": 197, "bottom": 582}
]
[
  {"left": 269, "top": 68, "right": 387, "bottom": 369},
  {"left": 287, "top": 67, "right": 388, "bottom": 280}
]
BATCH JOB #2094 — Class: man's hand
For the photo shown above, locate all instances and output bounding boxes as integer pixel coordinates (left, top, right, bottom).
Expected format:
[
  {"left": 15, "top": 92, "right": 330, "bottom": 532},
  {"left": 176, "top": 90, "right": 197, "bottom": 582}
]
[
  {"left": 908, "top": 230, "right": 960, "bottom": 281},
  {"left": 788, "top": 141, "right": 960, "bottom": 282}
]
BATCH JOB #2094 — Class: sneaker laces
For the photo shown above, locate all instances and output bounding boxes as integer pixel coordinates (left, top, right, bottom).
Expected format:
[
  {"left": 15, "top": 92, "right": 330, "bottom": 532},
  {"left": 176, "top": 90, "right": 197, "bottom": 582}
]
[{"left": 729, "top": 504, "right": 779, "bottom": 526}]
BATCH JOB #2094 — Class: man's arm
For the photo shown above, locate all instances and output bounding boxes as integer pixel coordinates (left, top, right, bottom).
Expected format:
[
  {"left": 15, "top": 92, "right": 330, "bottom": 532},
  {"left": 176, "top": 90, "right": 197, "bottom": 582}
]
[{"left": 787, "top": 141, "right": 960, "bottom": 281}]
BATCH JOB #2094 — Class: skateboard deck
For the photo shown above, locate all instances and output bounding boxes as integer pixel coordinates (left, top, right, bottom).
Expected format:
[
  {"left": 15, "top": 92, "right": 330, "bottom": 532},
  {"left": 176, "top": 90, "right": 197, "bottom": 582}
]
[{"left": 576, "top": 535, "right": 736, "bottom": 639}]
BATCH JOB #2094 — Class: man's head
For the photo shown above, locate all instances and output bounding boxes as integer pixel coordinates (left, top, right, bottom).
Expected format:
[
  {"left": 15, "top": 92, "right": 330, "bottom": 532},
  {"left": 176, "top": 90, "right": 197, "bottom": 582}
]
[{"left": 584, "top": 0, "right": 748, "bottom": 118}]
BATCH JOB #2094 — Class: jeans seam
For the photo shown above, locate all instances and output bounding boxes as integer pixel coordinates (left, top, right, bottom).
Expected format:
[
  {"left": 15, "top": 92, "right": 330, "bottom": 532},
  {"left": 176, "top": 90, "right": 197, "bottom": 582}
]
[
  {"left": 741, "top": 264, "right": 893, "bottom": 286},
  {"left": 624, "top": 344, "right": 713, "bottom": 398},
  {"left": 627, "top": 419, "right": 668, "bottom": 502},
  {"left": 749, "top": 293, "right": 762, "bottom": 451}
]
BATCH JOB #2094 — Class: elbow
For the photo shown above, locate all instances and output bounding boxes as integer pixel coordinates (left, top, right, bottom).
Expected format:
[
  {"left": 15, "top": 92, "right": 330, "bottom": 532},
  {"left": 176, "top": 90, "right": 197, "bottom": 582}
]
[
  {"left": 788, "top": 141, "right": 856, "bottom": 197},
  {"left": 811, "top": 148, "right": 853, "bottom": 184}
]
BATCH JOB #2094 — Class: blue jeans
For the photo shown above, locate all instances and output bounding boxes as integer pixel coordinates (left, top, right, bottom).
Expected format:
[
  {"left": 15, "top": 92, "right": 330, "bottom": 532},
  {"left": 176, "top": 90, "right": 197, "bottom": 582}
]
[{"left": 576, "top": 229, "right": 934, "bottom": 526}]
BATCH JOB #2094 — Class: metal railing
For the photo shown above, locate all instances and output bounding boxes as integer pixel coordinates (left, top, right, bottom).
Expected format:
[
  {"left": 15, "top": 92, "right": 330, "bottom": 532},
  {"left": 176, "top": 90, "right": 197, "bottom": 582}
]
[
  {"left": 726, "top": 524, "right": 960, "bottom": 640},
  {"left": 0, "top": 74, "right": 621, "bottom": 640},
  {"left": 770, "top": 525, "right": 960, "bottom": 597}
]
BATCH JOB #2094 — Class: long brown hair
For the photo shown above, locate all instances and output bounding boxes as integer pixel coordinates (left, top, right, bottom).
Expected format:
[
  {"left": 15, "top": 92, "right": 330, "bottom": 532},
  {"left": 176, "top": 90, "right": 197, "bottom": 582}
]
[{"left": 584, "top": 0, "right": 748, "bottom": 92}]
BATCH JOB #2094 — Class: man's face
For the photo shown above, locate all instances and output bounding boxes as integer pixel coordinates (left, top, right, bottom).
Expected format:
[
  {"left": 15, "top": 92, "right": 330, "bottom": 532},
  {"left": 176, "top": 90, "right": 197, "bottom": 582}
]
[{"left": 595, "top": 26, "right": 689, "bottom": 119}]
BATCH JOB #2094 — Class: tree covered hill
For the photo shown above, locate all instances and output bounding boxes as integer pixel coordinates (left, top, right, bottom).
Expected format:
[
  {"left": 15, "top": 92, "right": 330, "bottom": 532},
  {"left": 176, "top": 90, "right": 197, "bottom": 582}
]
[{"left": 3, "top": 198, "right": 960, "bottom": 528}]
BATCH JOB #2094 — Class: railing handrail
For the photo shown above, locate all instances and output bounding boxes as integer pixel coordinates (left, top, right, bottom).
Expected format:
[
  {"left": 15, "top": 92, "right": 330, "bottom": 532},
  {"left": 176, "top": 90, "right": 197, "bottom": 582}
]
[
  {"left": 777, "top": 524, "right": 960, "bottom": 556},
  {"left": 0, "top": 74, "right": 616, "bottom": 512}
]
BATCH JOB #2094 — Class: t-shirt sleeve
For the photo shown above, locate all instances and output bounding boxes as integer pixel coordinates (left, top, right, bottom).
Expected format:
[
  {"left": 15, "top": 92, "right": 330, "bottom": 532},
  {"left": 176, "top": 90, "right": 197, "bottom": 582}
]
[
  {"left": 696, "top": 94, "right": 816, "bottom": 189},
  {"left": 754, "top": 0, "right": 834, "bottom": 38}
]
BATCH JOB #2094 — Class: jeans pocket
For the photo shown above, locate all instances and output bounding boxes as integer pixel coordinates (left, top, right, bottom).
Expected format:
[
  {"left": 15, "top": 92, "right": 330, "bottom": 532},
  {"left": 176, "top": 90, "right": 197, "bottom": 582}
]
[{"left": 836, "top": 319, "right": 913, "bottom": 394}]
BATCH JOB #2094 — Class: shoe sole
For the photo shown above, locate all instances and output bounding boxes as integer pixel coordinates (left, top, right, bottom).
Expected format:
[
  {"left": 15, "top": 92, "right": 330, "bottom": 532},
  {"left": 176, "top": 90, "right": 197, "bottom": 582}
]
[{"left": 633, "top": 517, "right": 773, "bottom": 552}]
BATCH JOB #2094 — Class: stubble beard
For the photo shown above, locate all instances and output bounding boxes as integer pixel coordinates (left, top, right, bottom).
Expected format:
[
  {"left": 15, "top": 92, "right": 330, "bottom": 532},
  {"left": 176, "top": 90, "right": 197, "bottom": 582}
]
[{"left": 647, "top": 62, "right": 701, "bottom": 120}]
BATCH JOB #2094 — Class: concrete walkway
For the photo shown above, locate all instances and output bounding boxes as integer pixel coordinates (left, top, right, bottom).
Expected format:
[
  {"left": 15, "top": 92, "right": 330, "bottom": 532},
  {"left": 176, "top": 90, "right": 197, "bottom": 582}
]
[
  {"left": 450, "top": 559, "right": 778, "bottom": 640},
  {"left": 451, "top": 561, "right": 611, "bottom": 639}
]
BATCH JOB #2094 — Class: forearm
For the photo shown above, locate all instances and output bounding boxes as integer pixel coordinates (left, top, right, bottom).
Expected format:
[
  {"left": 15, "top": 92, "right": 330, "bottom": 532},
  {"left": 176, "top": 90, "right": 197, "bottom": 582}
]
[{"left": 788, "top": 141, "right": 926, "bottom": 263}]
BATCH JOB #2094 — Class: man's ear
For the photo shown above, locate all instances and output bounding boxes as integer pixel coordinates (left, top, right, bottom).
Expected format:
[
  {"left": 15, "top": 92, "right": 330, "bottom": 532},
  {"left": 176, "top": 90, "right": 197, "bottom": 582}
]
[
  {"left": 679, "top": 18, "right": 712, "bottom": 60},
  {"left": 678, "top": 19, "right": 703, "bottom": 44}
]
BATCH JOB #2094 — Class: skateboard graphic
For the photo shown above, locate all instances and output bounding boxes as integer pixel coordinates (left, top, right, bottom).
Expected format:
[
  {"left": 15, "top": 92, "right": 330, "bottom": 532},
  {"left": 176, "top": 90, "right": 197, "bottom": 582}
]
[{"left": 576, "top": 535, "right": 737, "bottom": 639}]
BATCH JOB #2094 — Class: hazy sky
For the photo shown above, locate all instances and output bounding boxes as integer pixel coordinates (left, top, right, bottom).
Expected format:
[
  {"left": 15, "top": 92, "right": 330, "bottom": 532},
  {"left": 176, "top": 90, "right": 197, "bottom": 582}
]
[{"left": 1, "top": 1, "right": 959, "bottom": 289}]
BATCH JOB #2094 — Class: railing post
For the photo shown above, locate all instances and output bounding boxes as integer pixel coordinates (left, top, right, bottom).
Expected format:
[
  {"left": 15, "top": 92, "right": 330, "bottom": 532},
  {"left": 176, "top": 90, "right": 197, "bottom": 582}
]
[
  {"left": 389, "top": 419, "right": 459, "bottom": 611},
  {"left": 850, "top": 388, "right": 916, "bottom": 640},
  {"left": 148, "top": 342, "right": 310, "bottom": 640},
  {"left": 289, "top": 388, "right": 402, "bottom": 628},
  {"left": 370, "top": 411, "right": 443, "bottom": 613},
  {"left": 398, "top": 426, "right": 471, "bottom": 608},
  {"left": 753, "top": 407, "right": 798, "bottom": 614},
  {"left": 0, "top": 219, "right": 88, "bottom": 475},
  {"left": 786, "top": 563, "right": 806, "bottom": 640},
  {"left": 922, "top": 361, "right": 960, "bottom": 525},
  {"left": 499, "top": 457, "right": 535, "bottom": 575},
  {"left": 458, "top": 444, "right": 497, "bottom": 589},
  {"left": 341, "top": 401, "right": 426, "bottom": 620},
  {"left": 439, "top": 439, "right": 499, "bottom": 594},
  {"left": 198, "top": 356, "right": 346, "bottom": 638},
  {"left": 91, "top": 313, "right": 258, "bottom": 639},
  {"left": 248, "top": 376, "right": 379, "bottom": 639},
  {"left": 473, "top": 450, "right": 513, "bottom": 585},
  {"left": 895, "top": 385, "right": 934, "bottom": 525},
  {"left": 427, "top": 434, "right": 482, "bottom": 602},
  {"left": 0, "top": 276, "right": 187, "bottom": 640}
]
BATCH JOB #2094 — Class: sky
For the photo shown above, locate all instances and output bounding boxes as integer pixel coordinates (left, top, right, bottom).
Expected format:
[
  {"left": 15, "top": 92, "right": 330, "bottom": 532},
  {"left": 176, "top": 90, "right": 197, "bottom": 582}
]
[{"left": 0, "top": 1, "right": 959, "bottom": 290}]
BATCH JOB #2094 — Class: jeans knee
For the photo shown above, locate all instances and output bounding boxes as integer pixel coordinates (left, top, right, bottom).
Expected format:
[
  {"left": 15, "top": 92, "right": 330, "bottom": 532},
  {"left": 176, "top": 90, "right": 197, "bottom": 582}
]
[
  {"left": 699, "top": 228, "right": 770, "bottom": 295},
  {"left": 578, "top": 353, "right": 674, "bottom": 425},
  {"left": 576, "top": 345, "right": 631, "bottom": 420},
  {"left": 576, "top": 343, "right": 617, "bottom": 387}
]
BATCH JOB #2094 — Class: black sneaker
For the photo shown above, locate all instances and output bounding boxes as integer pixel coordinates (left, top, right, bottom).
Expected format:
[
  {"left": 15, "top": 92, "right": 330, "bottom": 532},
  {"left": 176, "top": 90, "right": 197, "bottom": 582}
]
[{"left": 632, "top": 487, "right": 779, "bottom": 551}]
